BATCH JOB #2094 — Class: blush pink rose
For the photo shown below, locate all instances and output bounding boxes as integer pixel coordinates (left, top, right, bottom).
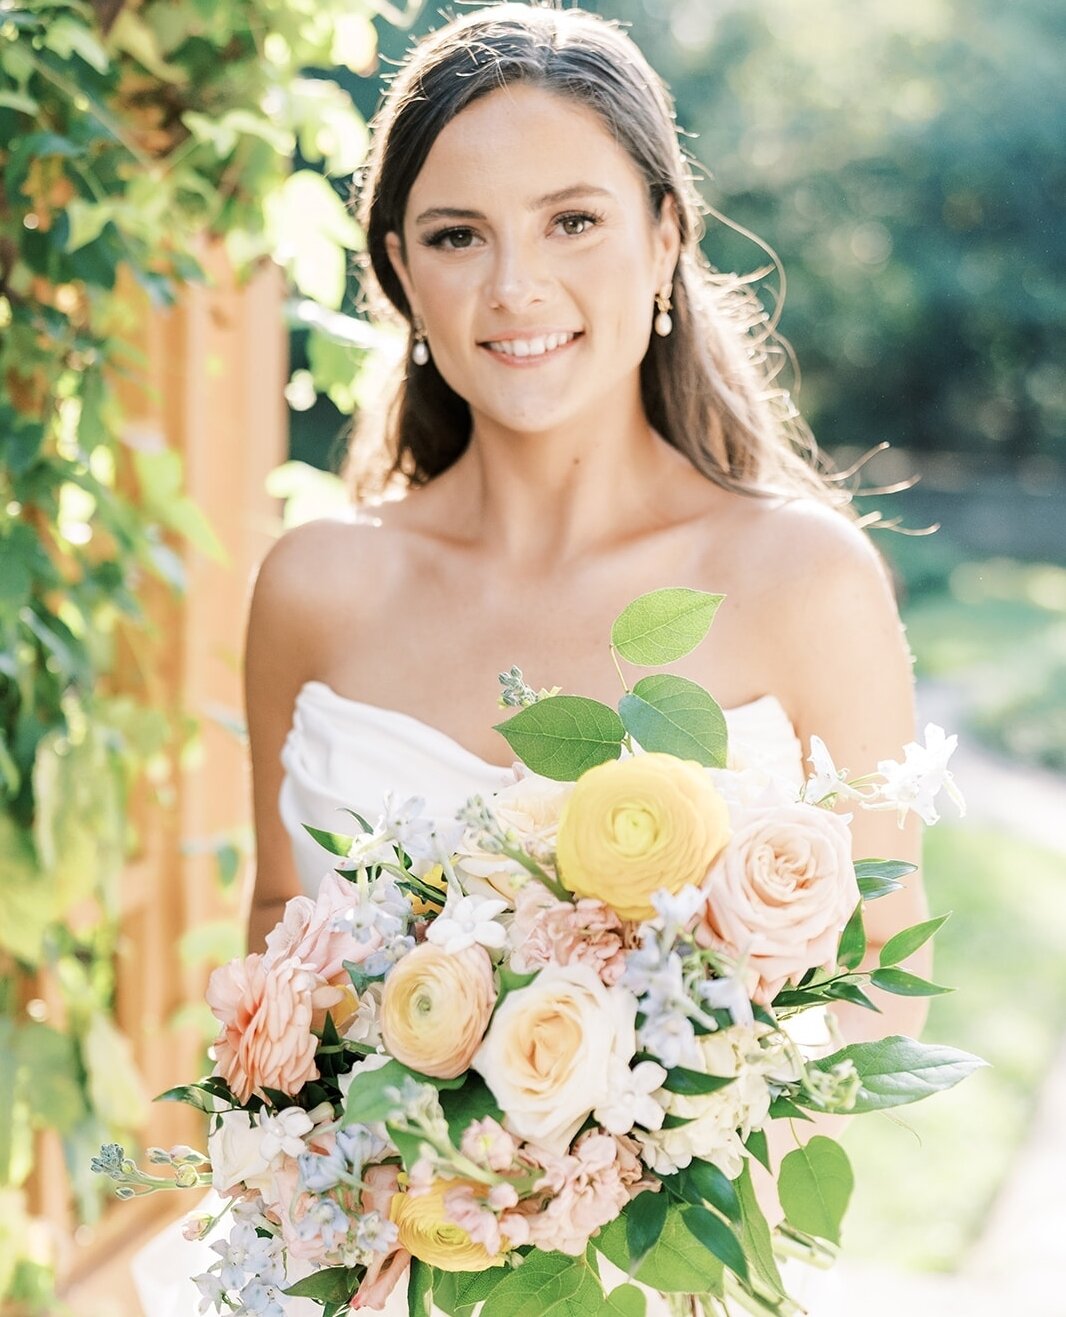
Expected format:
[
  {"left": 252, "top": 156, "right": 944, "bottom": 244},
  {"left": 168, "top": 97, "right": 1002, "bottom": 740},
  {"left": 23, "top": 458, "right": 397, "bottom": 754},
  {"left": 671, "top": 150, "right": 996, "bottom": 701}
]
[
  {"left": 206, "top": 953, "right": 324, "bottom": 1103},
  {"left": 696, "top": 803, "right": 860, "bottom": 1004},
  {"left": 264, "top": 872, "right": 381, "bottom": 983}
]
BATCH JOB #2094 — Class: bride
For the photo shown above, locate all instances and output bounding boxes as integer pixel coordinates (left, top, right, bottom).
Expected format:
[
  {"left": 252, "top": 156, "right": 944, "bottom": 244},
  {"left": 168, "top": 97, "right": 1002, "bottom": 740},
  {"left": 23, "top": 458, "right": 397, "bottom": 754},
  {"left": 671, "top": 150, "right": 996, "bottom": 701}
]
[{"left": 136, "top": 4, "right": 929, "bottom": 1314}]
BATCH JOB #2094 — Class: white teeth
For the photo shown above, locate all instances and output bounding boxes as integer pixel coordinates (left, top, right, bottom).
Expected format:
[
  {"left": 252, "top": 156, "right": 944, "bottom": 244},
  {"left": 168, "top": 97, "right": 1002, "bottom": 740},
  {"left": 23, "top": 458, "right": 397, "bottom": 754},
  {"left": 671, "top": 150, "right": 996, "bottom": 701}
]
[{"left": 486, "top": 332, "right": 576, "bottom": 357}]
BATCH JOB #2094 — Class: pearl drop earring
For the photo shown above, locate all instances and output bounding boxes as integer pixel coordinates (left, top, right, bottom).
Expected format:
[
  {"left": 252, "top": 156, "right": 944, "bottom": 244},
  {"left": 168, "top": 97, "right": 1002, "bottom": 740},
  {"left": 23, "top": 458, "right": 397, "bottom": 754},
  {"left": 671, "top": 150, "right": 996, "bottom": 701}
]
[
  {"left": 412, "top": 318, "right": 430, "bottom": 366},
  {"left": 654, "top": 284, "right": 673, "bottom": 337}
]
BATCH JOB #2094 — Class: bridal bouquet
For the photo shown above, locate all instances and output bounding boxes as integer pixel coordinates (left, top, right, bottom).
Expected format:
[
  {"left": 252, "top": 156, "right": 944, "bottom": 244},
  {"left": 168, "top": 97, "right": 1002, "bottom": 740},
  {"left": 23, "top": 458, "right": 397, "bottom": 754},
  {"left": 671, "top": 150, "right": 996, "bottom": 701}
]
[{"left": 94, "top": 589, "right": 980, "bottom": 1317}]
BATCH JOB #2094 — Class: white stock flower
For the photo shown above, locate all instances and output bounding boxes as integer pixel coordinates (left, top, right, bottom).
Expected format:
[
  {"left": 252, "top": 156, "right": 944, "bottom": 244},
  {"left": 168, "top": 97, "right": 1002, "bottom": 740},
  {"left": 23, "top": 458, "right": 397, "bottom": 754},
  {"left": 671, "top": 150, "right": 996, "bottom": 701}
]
[
  {"left": 594, "top": 1058, "right": 668, "bottom": 1135},
  {"left": 872, "top": 723, "right": 966, "bottom": 825},
  {"left": 426, "top": 892, "right": 509, "bottom": 955}
]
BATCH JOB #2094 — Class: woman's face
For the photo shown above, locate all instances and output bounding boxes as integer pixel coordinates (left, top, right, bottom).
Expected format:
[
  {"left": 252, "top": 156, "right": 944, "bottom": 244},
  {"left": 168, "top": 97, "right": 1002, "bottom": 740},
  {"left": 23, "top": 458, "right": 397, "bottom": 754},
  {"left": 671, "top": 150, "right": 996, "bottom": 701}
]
[{"left": 385, "top": 84, "right": 680, "bottom": 437}]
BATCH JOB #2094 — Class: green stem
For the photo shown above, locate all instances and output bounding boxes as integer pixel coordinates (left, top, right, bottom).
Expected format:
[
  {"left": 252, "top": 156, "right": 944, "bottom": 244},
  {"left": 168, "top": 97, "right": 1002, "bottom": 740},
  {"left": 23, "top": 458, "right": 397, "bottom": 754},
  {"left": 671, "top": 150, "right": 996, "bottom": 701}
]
[{"left": 609, "top": 643, "right": 630, "bottom": 696}]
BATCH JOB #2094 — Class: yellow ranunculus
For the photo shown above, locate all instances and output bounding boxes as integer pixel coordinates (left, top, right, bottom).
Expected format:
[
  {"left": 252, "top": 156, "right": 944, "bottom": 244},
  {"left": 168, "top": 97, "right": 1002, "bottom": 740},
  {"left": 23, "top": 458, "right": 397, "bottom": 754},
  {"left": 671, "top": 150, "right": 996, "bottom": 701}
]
[
  {"left": 555, "top": 753, "right": 730, "bottom": 920},
  {"left": 390, "top": 1179, "right": 506, "bottom": 1271}
]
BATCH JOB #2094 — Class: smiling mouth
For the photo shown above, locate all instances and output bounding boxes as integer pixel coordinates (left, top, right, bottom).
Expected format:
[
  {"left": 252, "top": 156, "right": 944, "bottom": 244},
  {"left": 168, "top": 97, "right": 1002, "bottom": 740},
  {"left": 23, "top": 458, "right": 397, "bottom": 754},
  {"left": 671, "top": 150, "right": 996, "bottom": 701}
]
[{"left": 480, "top": 331, "right": 583, "bottom": 360}]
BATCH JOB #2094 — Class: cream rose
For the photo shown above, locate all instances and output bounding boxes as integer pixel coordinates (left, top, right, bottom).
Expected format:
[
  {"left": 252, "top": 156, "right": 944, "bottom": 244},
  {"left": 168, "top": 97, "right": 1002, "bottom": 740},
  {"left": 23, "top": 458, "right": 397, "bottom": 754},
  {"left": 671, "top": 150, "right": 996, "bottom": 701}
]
[
  {"left": 696, "top": 803, "right": 860, "bottom": 1003},
  {"left": 455, "top": 771, "right": 574, "bottom": 901},
  {"left": 208, "top": 1111, "right": 272, "bottom": 1195},
  {"left": 471, "top": 963, "right": 636, "bottom": 1154},
  {"left": 380, "top": 943, "right": 496, "bottom": 1079},
  {"left": 555, "top": 753, "right": 731, "bottom": 920}
]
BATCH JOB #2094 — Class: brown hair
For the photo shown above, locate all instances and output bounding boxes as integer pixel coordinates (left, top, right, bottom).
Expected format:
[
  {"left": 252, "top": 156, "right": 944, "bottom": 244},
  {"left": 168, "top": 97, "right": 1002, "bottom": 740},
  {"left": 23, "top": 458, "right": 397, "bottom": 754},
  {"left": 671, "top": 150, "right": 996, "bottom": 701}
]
[{"left": 345, "top": 2, "right": 849, "bottom": 511}]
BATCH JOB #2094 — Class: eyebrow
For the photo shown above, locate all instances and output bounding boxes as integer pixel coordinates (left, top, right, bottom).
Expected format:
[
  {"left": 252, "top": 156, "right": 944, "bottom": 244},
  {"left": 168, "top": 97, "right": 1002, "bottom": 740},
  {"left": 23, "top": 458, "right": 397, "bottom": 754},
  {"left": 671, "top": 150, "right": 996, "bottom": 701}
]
[{"left": 413, "top": 184, "right": 615, "bottom": 226}]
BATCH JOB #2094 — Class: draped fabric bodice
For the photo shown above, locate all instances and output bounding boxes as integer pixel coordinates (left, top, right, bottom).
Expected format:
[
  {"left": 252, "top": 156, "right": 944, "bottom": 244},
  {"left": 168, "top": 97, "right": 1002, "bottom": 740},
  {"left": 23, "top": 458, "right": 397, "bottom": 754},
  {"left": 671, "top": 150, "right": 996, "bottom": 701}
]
[{"left": 279, "top": 679, "right": 806, "bottom": 894}]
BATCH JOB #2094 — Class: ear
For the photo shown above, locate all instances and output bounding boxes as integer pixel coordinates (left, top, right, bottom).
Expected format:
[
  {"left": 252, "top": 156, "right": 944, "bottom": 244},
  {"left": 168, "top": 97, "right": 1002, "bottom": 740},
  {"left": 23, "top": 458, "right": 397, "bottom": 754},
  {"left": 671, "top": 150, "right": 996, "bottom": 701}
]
[
  {"left": 385, "top": 231, "right": 419, "bottom": 317},
  {"left": 653, "top": 192, "right": 682, "bottom": 288}
]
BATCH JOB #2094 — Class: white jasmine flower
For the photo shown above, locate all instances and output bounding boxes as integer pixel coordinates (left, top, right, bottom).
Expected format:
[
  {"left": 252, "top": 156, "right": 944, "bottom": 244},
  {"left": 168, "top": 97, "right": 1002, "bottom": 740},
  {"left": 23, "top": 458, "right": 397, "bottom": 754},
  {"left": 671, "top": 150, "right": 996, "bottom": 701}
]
[
  {"left": 872, "top": 723, "right": 966, "bottom": 825},
  {"left": 427, "top": 892, "right": 509, "bottom": 955},
  {"left": 193, "top": 1271, "right": 226, "bottom": 1315},
  {"left": 802, "top": 736, "right": 864, "bottom": 806},
  {"left": 594, "top": 1058, "right": 669, "bottom": 1134},
  {"left": 699, "top": 974, "right": 754, "bottom": 1028}
]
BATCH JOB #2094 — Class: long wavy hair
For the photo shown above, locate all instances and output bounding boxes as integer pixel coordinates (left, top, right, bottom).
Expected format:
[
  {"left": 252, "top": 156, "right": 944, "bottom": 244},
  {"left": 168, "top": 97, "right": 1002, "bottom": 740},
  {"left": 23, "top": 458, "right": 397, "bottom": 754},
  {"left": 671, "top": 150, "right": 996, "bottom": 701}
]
[{"left": 345, "top": 2, "right": 852, "bottom": 512}]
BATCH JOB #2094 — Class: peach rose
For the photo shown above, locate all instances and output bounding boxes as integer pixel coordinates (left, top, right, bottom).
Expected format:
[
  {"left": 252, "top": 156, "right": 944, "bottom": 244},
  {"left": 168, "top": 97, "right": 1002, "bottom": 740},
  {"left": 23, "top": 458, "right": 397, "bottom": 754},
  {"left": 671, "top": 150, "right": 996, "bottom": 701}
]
[
  {"left": 380, "top": 943, "right": 496, "bottom": 1079},
  {"left": 206, "top": 953, "right": 327, "bottom": 1103},
  {"left": 555, "top": 753, "right": 731, "bottom": 920},
  {"left": 264, "top": 872, "right": 379, "bottom": 982},
  {"left": 696, "top": 803, "right": 859, "bottom": 1003},
  {"left": 471, "top": 963, "right": 636, "bottom": 1154}
]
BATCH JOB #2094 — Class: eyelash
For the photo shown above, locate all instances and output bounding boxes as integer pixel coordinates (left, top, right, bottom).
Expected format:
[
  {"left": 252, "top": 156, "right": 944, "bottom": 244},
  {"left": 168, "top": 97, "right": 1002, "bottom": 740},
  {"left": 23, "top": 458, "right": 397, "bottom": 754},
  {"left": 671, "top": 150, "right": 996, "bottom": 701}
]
[{"left": 421, "top": 210, "right": 605, "bottom": 250}]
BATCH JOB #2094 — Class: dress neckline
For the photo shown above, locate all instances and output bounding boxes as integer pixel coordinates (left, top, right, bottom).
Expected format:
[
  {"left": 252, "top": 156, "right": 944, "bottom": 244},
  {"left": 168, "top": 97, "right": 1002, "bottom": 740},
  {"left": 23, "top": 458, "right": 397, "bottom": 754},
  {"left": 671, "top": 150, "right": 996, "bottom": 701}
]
[{"left": 295, "top": 679, "right": 797, "bottom": 775}]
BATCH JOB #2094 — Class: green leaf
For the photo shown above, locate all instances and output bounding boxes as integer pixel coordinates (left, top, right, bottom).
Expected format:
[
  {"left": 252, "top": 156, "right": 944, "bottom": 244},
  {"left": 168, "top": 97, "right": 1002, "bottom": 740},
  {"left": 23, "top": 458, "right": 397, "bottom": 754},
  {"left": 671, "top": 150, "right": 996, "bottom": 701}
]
[
  {"left": 735, "top": 1161, "right": 785, "bottom": 1297},
  {"left": 854, "top": 859, "right": 916, "bottom": 901},
  {"left": 878, "top": 913, "right": 951, "bottom": 967},
  {"left": 437, "top": 1267, "right": 508, "bottom": 1317},
  {"left": 680, "top": 1205, "right": 748, "bottom": 1284},
  {"left": 767, "top": 1097, "right": 812, "bottom": 1122},
  {"left": 869, "top": 968, "right": 954, "bottom": 997},
  {"left": 678, "top": 1158, "right": 741, "bottom": 1224},
  {"left": 493, "top": 695, "right": 625, "bottom": 781},
  {"left": 284, "top": 1266, "right": 355, "bottom": 1302},
  {"left": 156, "top": 1083, "right": 232, "bottom": 1113},
  {"left": 822, "top": 981, "right": 881, "bottom": 1012},
  {"left": 439, "top": 1077, "right": 503, "bottom": 1147},
  {"left": 611, "top": 589, "right": 724, "bottom": 666},
  {"left": 595, "top": 1205, "right": 724, "bottom": 1294},
  {"left": 304, "top": 824, "right": 356, "bottom": 857},
  {"left": 65, "top": 199, "right": 115, "bottom": 254},
  {"left": 408, "top": 1258, "right": 433, "bottom": 1317},
  {"left": 743, "top": 1130, "right": 770, "bottom": 1172},
  {"left": 660, "top": 1065, "right": 734, "bottom": 1096},
  {"left": 778, "top": 1136, "right": 854, "bottom": 1246},
  {"left": 603, "top": 1284, "right": 646, "bottom": 1317},
  {"left": 341, "top": 1058, "right": 462, "bottom": 1127},
  {"left": 804, "top": 1035, "right": 986, "bottom": 1113},
  {"left": 625, "top": 1189, "right": 668, "bottom": 1270},
  {"left": 836, "top": 900, "right": 866, "bottom": 971},
  {"left": 618, "top": 674, "right": 728, "bottom": 768},
  {"left": 478, "top": 1251, "right": 601, "bottom": 1317}
]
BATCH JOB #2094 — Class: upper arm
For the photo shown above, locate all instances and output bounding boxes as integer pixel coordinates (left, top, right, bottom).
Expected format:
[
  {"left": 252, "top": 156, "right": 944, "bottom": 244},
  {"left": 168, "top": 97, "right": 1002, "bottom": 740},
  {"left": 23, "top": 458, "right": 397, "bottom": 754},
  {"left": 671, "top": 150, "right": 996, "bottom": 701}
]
[
  {"left": 242, "top": 522, "right": 337, "bottom": 942},
  {"left": 772, "top": 506, "right": 926, "bottom": 950}
]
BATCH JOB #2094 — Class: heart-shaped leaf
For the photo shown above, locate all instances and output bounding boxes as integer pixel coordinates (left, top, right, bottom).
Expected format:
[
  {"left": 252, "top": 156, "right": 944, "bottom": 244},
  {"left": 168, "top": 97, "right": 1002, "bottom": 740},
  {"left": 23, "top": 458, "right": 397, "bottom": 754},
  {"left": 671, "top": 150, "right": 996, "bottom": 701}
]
[
  {"left": 493, "top": 695, "right": 624, "bottom": 781},
  {"left": 611, "top": 589, "right": 724, "bottom": 666},
  {"left": 778, "top": 1136, "right": 854, "bottom": 1246},
  {"left": 619, "top": 674, "right": 728, "bottom": 767}
]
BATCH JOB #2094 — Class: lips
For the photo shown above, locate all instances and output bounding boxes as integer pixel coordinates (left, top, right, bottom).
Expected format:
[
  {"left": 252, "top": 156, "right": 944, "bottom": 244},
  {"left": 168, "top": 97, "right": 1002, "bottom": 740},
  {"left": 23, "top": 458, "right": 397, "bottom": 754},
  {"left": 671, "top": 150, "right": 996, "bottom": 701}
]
[{"left": 480, "top": 330, "right": 583, "bottom": 361}]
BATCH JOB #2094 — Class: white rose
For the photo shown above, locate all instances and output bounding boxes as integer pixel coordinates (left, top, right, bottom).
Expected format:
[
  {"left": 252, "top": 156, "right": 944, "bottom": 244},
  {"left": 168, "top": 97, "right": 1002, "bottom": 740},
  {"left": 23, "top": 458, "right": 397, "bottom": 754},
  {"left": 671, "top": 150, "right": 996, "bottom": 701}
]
[
  {"left": 455, "top": 772, "right": 574, "bottom": 901},
  {"left": 636, "top": 1025, "right": 794, "bottom": 1179},
  {"left": 471, "top": 963, "right": 635, "bottom": 1154},
  {"left": 208, "top": 1111, "right": 272, "bottom": 1195}
]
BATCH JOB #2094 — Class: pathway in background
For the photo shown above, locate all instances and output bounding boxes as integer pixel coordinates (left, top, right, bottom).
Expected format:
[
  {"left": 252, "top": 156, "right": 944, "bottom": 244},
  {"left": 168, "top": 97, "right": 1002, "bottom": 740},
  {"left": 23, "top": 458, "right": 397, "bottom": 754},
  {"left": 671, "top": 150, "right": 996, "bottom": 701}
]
[{"left": 827, "top": 679, "right": 1066, "bottom": 1316}]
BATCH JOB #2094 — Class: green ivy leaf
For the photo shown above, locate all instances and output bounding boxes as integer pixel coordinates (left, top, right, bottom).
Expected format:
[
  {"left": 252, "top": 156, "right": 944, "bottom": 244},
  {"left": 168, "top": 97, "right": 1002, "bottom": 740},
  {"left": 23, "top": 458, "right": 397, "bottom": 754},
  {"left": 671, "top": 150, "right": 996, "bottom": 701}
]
[
  {"left": 603, "top": 1284, "right": 646, "bottom": 1317},
  {"left": 803, "top": 1035, "right": 986, "bottom": 1112},
  {"left": 618, "top": 674, "right": 728, "bottom": 768},
  {"left": 878, "top": 913, "right": 951, "bottom": 967},
  {"left": 869, "top": 968, "right": 954, "bottom": 997},
  {"left": 341, "top": 1057, "right": 462, "bottom": 1127},
  {"left": 778, "top": 1136, "right": 854, "bottom": 1246},
  {"left": 836, "top": 900, "right": 867, "bottom": 971},
  {"left": 493, "top": 695, "right": 624, "bottom": 781},
  {"left": 611, "top": 589, "right": 724, "bottom": 666}
]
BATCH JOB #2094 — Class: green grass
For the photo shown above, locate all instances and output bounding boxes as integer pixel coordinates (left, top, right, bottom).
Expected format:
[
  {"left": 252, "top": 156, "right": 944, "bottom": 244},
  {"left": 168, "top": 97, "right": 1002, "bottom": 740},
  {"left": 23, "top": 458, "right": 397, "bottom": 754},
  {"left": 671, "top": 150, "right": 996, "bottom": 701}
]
[{"left": 841, "top": 824, "right": 1066, "bottom": 1271}]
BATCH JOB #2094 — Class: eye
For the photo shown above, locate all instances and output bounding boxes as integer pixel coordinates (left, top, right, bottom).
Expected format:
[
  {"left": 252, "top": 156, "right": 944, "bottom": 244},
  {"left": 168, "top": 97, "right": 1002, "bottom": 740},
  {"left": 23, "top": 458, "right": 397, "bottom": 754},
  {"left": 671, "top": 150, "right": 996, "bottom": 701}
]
[
  {"left": 422, "top": 226, "right": 481, "bottom": 251},
  {"left": 555, "top": 211, "right": 603, "bottom": 237}
]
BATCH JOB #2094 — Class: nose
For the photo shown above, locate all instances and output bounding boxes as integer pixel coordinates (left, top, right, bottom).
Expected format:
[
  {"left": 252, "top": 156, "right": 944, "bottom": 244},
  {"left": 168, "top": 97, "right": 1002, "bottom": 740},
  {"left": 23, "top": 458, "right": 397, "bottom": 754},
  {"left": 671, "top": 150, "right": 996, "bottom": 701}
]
[{"left": 485, "top": 236, "right": 547, "bottom": 312}]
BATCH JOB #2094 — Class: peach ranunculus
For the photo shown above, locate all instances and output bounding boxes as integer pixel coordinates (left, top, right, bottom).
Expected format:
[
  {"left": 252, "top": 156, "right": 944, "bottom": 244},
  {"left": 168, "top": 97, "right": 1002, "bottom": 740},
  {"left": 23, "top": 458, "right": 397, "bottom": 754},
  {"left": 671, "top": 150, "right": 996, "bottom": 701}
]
[
  {"left": 695, "top": 803, "right": 860, "bottom": 1004},
  {"left": 206, "top": 953, "right": 328, "bottom": 1103},
  {"left": 471, "top": 963, "right": 636, "bottom": 1155},
  {"left": 379, "top": 943, "right": 496, "bottom": 1080},
  {"left": 391, "top": 1177, "right": 509, "bottom": 1271},
  {"left": 555, "top": 753, "right": 731, "bottom": 920}
]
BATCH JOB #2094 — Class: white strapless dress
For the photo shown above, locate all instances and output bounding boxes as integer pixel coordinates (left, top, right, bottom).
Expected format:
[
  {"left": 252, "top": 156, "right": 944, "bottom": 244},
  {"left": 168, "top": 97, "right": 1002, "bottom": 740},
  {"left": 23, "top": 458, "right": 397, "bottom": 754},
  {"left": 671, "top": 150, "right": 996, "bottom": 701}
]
[{"left": 133, "top": 681, "right": 837, "bottom": 1315}]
